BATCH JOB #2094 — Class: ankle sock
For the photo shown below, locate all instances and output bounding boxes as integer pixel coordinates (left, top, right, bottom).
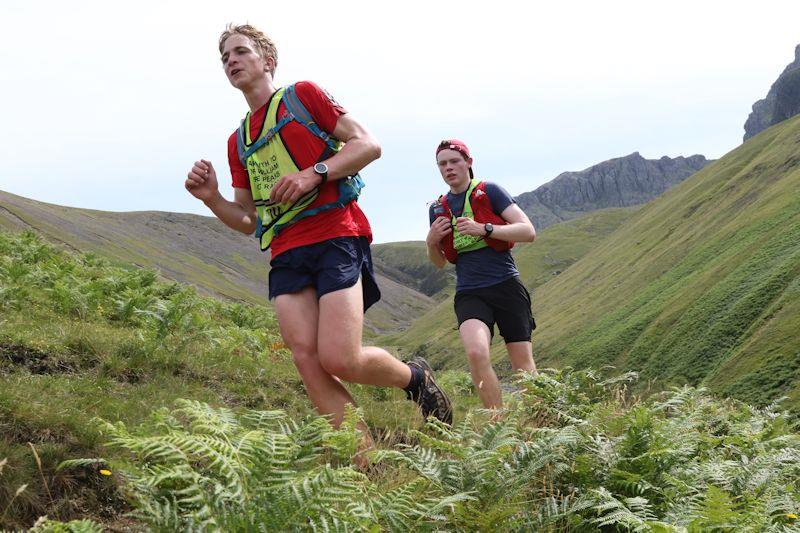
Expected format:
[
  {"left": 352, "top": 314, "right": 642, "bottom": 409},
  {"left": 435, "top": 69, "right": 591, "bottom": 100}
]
[{"left": 403, "top": 364, "right": 424, "bottom": 394}]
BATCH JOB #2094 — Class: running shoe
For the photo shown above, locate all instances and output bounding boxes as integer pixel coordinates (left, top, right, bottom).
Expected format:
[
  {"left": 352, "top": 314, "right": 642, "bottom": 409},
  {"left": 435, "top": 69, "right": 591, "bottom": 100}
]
[{"left": 406, "top": 357, "right": 453, "bottom": 425}]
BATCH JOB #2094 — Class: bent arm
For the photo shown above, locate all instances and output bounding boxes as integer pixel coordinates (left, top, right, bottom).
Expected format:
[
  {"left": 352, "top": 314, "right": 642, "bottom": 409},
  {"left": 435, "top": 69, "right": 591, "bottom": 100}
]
[
  {"left": 324, "top": 114, "right": 381, "bottom": 180},
  {"left": 427, "top": 241, "right": 447, "bottom": 269},
  {"left": 204, "top": 188, "right": 258, "bottom": 235},
  {"left": 426, "top": 216, "right": 451, "bottom": 269},
  {"left": 269, "top": 114, "right": 381, "bottom": 204},
  {"left": 492, "top": 204, "right": 536, "bottom": 243}
]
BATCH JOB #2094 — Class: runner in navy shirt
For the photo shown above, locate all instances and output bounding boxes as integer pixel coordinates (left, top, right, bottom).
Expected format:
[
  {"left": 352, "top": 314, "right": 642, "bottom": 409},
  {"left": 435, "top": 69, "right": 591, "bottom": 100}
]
[{"left": 426, "top": 139, "right": 538, "bottom": 409}]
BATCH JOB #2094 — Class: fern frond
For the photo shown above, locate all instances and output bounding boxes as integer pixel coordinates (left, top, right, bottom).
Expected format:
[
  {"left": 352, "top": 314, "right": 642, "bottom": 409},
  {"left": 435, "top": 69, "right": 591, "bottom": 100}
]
[
  {"left": 56, "top": 458, "right": 107, "bottom": 472},
  {"left": 591, "top": 487, "right": 654, "bottom": 532},
  {"left": 174, "top": 398, "right": 242, "bottom": 436}
]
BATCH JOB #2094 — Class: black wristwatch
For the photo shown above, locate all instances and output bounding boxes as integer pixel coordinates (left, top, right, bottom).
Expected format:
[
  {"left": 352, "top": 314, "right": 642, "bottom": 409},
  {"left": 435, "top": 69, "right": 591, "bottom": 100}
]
[
  {"left": 484, "top": 223, "right": 494, "bottom": 237},
  {"left": 313, "top": 162, "right": 329, "bottom": 185}
]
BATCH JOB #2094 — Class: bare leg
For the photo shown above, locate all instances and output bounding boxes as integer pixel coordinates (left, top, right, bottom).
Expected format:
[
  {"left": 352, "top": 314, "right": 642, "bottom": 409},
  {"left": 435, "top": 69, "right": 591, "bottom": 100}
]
[
  {"left": 507, "top": 341, "right": 537, "bottom": 375},
  {"left": 317, "top": 279, "right": 412, "bottom": 388},
  {"left": 459, "top": 319, "right": 503, "bottom": 409},
  {"left": 274, "top": 287, "right": 358, "bottom": 427}
]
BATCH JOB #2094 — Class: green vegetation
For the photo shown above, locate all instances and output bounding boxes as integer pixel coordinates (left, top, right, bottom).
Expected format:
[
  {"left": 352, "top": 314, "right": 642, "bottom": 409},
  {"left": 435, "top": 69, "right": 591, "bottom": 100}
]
[
  {"left": 0, "top": 193, "right": 269, "bottom": 306},
  {"left": 41, "top": 369, "right": 800, "bottom": 531},
  {"left": 372, "top": 241, "right": 453, "bottom": 297},
  {"left": 529, "top": 114, "right": 800, "bottom": 410},
  {"left": 380, "top": 207, "right": 637, "bottom": 367},
  {"left": 7, "top": 227, "right": 799, "bottom": 530},
  {"left": 0, "top": 231, "right": 432, "bottom": 529},
  {"left": 0, "top": 190, "right": 434, "bottom": 336}
]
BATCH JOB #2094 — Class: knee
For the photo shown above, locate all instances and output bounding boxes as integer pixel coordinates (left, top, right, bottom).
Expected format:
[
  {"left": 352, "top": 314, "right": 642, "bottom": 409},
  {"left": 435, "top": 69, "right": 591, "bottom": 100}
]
[
  {"left": 465, "top": 346, "right": 491, "bottom": 368},
  {"left": 510, "top": 356, "right": 535, "bottom": 372},
  {"left": 291, "top": 348, "right": 318, "bottom": 376},
  {"left": 318, "top": 349, "right": 359, "bottom": 382}
]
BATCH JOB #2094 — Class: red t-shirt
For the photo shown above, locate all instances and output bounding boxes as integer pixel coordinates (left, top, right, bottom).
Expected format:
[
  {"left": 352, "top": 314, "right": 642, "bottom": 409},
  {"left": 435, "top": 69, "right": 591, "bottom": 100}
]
[{"left": 228, "top": 80, "right": 372, "bottom": 258}]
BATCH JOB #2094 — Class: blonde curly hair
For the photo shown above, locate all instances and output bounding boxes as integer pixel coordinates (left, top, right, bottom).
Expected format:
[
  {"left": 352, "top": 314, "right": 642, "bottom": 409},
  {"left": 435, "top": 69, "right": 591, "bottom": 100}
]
[{"left": 218, "top": 23, "right": 278, "bottom": 76}]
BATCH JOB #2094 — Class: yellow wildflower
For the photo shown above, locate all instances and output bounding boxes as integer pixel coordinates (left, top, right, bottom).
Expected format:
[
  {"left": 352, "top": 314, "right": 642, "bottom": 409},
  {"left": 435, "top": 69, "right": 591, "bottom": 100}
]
[{"left": 99, "top": 469, "right": 112, "bottom": 476}]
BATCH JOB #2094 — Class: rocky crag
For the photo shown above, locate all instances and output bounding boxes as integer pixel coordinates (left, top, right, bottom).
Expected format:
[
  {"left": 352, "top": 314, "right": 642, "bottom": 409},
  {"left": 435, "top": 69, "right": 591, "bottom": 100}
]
[
  {"left": 515, "top": 152, "right": 710, "bottom": 230},
  {"left": 744, "top": 44, "right": 800, "bottom": 142}
]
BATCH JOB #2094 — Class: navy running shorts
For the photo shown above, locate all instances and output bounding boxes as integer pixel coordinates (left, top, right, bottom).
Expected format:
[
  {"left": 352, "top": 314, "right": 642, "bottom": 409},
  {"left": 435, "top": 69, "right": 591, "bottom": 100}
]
[
  {"left": 453, "top": 276, "right": 536, "bottom": 343},
  {"left": 268, "top": 236, "right": 381, "bottom": 312}
]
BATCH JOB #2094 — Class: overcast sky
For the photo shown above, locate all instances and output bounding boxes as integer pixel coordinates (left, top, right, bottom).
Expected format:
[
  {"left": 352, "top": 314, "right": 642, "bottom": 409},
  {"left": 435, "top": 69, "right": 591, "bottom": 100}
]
[{"left": 1, "top": 0, "right": 799, "bottom": 243}]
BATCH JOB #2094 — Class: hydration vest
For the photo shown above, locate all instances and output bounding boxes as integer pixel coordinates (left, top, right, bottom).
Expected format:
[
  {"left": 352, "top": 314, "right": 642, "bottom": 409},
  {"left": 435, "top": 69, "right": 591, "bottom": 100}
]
[
  {"left": 236, "top": 84, "right": 363, "bottom": 251},
  {"left": 433, "top": 179, "right": 514, "bottom": 264}
]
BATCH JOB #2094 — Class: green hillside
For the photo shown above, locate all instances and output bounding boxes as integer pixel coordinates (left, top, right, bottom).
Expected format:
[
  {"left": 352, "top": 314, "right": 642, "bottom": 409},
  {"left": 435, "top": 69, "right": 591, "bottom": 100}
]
[
  {"left": 372, "top": 241, "right": 453, "bottom": 297},
  {"left": 3, "top": 216, "right": 800, "bottom": 531},
  {"left": 0, "top": 230, "right": 443, "bottom": 528},
  {"left": 380, "top": 207, "right": 637, "bottom": 365},
  {"left": 530, "top": 114, "right": 800, "bottom": 408},
  {"left": 0, "top": 191, "right": 435, "bottom": 336},
  {"left": 0, "top": 193, "right": 267, "bottom": 304}
]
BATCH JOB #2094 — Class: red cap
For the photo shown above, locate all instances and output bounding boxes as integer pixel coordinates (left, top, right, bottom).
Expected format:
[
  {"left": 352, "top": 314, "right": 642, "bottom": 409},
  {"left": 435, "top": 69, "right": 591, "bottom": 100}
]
[
  {"left": 436, "top": 139, "right": 471, "bottom": 160},
  {"left": 436, "top": 139, "right": 474, "bottom": 178}
]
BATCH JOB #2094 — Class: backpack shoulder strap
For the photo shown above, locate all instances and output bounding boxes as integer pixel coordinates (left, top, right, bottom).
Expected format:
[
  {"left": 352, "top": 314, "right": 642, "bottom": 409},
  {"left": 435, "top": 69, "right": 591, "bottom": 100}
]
[
  {"left": 236, "top": 117, "right": 248, "bottom": 168},
  {"left": 437, "top": 194, "right": 448, "bottom": 211},
  {"left": 237, "top": 84, "right": 339, "bottom": 169},
  {"left": 282, "top": 84, "right": 338, "bottom": 152}
]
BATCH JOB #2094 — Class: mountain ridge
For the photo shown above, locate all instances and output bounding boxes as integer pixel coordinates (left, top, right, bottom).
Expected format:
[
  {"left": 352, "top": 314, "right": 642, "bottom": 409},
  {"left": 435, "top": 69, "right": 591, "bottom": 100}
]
[
  {"left": 515, "top": 152, "right": 710, "bottom": 230},
  {"left": 384, "top": 115, "right": 800, "bottom": 411},
  {"left": 744, "top": 44, "right": 800, "bottom": 141}
]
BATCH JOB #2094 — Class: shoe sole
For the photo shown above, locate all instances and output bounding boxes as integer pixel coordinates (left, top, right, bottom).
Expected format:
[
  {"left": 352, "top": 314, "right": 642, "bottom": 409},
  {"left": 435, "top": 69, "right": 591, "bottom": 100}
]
[{"left": 412, "top": 357, "right": 453, "bottom": 425}]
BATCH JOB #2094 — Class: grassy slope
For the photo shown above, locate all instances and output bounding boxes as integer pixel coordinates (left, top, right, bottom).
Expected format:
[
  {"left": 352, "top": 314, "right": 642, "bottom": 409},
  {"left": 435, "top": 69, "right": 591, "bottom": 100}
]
[
  {"left": 380, "top": 207, "right": 637, "bottom": 367},
  {"left": 0, "top": 232, "right": 448, "bottom": 528},
  {"left": 0, "top": 192, "right": 434, "bottom": 335},
  {"left": 0, "top": 194, "right": 266, "bottom": 304},
  {"left": 5, "top": 232, "right": 800, "bottom": 531},
  {"left": 371, "top": 241, "right": 453, "bottom": 298},
  {"left": 530, "top": 114, "right": 800, "bottom": 407}
]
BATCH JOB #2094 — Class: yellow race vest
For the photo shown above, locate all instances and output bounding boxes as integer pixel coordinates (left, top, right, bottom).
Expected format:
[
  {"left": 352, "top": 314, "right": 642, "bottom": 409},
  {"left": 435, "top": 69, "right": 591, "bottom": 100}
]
[
  {"left": 240, "top": 87, "right": 342, "bottom": 250},
  {"left": 451, "top": 179, "right": 490, "bottom": 253}
]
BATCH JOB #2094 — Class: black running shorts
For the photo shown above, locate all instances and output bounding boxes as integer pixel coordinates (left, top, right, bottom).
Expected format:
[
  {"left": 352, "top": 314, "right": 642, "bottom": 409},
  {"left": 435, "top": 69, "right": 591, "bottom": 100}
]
[{"left": 453, "top": 276, "right": 535, "bottom": 343}]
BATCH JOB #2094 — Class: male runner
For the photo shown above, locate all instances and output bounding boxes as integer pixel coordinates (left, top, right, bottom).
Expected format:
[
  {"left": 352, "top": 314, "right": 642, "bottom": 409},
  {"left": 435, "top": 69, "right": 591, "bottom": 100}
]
[
  {"left": 426, "top": 139, "right": 537, "bottom": 409},
  {"left": 185, "top": 24, "right": 452, "bottom": 431}
]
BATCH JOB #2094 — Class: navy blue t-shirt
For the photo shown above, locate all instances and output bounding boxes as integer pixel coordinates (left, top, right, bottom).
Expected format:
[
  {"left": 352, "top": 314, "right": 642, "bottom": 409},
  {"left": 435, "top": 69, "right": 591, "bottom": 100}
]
[{"left": 429, "top": 181, "right": 520, "bottom": 292}]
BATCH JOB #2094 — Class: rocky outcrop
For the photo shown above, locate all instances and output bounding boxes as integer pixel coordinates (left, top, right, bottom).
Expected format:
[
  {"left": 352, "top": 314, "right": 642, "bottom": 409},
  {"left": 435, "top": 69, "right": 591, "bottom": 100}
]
[
  {"left": 744, "top": 44, "right": 800, "bottom": 142},
  {"left": 515, "top": 152, "right": 710, "bottom": 230}
]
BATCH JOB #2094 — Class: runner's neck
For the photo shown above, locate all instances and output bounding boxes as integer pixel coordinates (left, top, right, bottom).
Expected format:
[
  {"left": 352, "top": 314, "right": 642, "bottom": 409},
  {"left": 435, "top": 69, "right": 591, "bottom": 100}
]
[
  {"left": 449, "top": 177, "right": 471, "bottom": 195},
  {"left": 244, "top": 79, "right": 278, "bottom": 113}
]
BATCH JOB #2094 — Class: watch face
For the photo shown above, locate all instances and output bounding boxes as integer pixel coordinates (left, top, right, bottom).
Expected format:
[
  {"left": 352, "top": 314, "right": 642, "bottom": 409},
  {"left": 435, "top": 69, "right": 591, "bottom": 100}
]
[{"left": 314, "top": 162, "right": 328, "bottom": 174}]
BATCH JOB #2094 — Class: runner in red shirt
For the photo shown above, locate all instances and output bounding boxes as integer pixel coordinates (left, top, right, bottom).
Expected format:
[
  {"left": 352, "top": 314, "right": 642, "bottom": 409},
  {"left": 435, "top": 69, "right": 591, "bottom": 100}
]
[
  {"left": 184, "top": 24, "right": 452, "bottom": 451},
  {"left": 227, "top": 80, "right": 373, "bottom": 258}
]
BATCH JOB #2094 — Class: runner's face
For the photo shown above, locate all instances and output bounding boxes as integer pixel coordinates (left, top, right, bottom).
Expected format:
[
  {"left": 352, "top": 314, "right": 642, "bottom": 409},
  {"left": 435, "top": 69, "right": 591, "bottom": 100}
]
[
  {"left": 220, "top": 34, "right": 272, "bottom": 89},
  {"left": 437, "top": 149, "right": 472, "bottom": 190}
]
